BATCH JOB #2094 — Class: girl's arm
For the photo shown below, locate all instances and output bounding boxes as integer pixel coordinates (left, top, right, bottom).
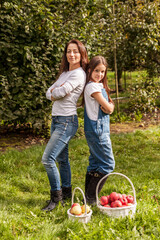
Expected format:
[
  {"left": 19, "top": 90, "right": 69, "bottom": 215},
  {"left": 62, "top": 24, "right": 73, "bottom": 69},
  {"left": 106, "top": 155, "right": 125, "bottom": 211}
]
[{"left": 91, "top": 92, "right": 114, "bottom": 114}]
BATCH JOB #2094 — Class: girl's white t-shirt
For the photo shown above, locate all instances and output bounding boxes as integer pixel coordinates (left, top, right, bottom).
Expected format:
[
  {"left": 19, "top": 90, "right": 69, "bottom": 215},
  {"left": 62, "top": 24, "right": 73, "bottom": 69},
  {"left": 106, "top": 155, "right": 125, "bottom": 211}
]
[
  {"left": 46, "top": 67, "right": 86, "bottom": 116},
  {"left": 84, "top": 81, "right": 104, "bottom": 121}
]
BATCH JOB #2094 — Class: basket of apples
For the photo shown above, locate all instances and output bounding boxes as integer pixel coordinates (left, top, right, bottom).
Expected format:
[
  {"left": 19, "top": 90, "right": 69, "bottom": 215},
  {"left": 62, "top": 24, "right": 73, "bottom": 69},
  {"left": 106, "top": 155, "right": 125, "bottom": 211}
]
[
  {"left": 67, "top": 187, "right": 92, "bottom": 223},
  {"left": 96, "top": 172, "right": 137, "bottom": 218}
]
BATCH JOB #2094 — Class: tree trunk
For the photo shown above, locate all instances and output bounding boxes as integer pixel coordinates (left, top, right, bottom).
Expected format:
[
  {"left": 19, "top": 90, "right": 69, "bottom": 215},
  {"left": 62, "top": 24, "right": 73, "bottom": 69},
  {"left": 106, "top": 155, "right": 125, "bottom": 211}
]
[
  {"left": 117, "top": 68, "right": 123, "bottom": 91},
  {"left": 124, "top": 71, "right": 127, "bottom": 90}
]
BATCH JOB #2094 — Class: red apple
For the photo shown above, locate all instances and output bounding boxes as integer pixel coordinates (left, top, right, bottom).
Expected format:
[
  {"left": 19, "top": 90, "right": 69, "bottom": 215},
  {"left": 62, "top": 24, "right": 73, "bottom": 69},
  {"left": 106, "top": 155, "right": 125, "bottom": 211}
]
[
  {"left": 114, "top": 200, "right": 122, "bottom": 207},
  {"left": 126, "top": 195, "right": 134, "bottom": 203},
  {"left": 70, "top": 205, "right": 82, "bottom": 215},
  {"left": 120, "top": 197, "right": 128, "bottom": 206},
  {"left": 122, "top": 194, "right": 127, "bottom": 198},
  {"left": 117, "top": 193, "right": 123, "bottom": 201},
  {"left": 104, "top": 204, "right": 111, "bottom": 208},
  {"left": 110, "top": 201, "right": 116, "bottom": 208},
  {"left": 100, "top": 196, "right": 108, "bottom": 206},
  {"left": 109, "top": 192, "right": 119, "bottom": 202},
  {"left": 106, "top": 195, "right": 110, "bottom": 201},
  {"left": 107, "top": 195, "right": 111, "bottom": 203},
  {"left": 71, "top": 203, "right": 80, "bottom": 209}
]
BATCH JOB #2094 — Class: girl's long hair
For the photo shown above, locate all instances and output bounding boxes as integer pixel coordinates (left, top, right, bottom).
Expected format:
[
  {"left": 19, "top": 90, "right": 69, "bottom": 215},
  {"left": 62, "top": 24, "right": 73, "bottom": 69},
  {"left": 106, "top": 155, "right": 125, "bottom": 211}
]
[
  {"left": 82, "top": 55, "right": 113, "bottom": 105},
  {"left": 59, "top": 39, "right": 89, "bottom": 74}
]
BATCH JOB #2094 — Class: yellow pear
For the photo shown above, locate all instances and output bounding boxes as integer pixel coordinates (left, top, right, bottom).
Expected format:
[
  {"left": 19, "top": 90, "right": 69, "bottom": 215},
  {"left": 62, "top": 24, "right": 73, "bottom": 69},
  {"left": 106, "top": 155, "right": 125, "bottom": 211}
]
[{"left": 81, "top": 204, "right": 90, "bottom": 214}]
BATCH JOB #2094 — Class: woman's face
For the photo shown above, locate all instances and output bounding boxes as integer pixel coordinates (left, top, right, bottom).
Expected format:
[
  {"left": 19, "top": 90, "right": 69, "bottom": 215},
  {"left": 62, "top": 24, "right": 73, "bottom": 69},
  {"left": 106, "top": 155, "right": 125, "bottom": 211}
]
[
  {"left": 66, "top": 43, "right": 81, "bottom": 70},
  {"left": 91, "top": 64, "right": 106, "bottom": 83}
]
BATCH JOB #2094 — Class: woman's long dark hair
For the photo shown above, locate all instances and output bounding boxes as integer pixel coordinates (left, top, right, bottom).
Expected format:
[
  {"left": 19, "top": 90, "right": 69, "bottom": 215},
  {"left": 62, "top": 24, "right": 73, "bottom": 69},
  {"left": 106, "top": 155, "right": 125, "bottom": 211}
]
[
  {"left": 59, "top": 39, "right": 89, "bottom": 74},
  {"left": 82, "top": 55, "right": 113, "bottom": 105}
]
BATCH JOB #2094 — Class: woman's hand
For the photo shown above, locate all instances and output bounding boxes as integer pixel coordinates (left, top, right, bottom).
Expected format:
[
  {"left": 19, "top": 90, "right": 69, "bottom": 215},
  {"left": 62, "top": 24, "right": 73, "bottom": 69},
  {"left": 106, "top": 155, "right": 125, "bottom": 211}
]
[
  {"left": 50, "top": 82, "right": 70, "bottom": 101},
  {"left": 51, "top": 96, "right": 56, "bottom": 101},
  {"left": 50, "top": 88, "right": 56, "bottom": 101},
  {"left": 50, "top": 88, "right": 54, "bottom": 93}
]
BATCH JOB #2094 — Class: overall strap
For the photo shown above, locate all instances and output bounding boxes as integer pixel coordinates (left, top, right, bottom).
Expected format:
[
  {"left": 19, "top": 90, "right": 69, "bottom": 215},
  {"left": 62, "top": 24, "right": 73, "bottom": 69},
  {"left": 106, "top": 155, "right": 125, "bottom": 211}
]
[{"left": 98, "top": 88, "right": 109, "bottom": 119}]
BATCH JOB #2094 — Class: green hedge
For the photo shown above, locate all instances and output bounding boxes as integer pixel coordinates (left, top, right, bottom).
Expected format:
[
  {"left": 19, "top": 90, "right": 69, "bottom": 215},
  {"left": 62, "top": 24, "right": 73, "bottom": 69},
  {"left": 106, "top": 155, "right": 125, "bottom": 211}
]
[
  {"left": 0, "top": 0, "right": 94, "bottom": 130},
  {"left": 0, "top": 1, "right": 64, "bottom": 129},
  {"left": 0, "top": 0, "right": 159, "bottom": 131}
]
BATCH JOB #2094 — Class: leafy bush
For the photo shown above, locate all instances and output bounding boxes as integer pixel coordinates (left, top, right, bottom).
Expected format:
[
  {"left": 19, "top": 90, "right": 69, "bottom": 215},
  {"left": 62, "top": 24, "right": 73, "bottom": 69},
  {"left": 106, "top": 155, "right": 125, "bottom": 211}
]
[
  {"left": 129, "top": 78, "right": 160, "bottom": 116},
  {"left": 0, "top": 0, "right": 159, "bottom": 131},
  {"left": 0, "top": 1, "right": 64, "bottom": 129},
  {"left": 0, "top": 0, "right": 94, "bottom": 130}
]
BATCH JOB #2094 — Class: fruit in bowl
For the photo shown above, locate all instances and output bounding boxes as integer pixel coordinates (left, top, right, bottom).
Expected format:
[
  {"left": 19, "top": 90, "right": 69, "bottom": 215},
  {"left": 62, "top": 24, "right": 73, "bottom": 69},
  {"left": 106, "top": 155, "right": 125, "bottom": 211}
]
[
  {"left": 70, "top": 203, "right": 82, "bottom": 215},
  {"left": 70, "top": 203, "right": 91, "bottom": 215},
  {"left": 126, "top": 195, "right": 134, "bottom": 203},
  {"left": 100, "top": 192, "right": 134, "bottom": 208},
  {"left": 109, "top": 192, "right": 119, "bottom": 203},
  {"left": 100, "top": 196, "right": 109, "bottom": 206},
  {"left": 71, "top": 203, "right": 80, "bottom": 208},
  {"left": 81, "top": 204, "right": 90, "bottom": 214}
]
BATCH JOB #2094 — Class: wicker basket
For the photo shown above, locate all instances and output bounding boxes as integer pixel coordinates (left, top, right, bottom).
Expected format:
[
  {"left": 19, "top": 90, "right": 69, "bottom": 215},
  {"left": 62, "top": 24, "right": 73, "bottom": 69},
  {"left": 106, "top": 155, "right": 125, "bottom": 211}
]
[
  {"left": 67, "top": 187, "right": 92, "bottom": 223},
  {"left": 96, "top": 172, "right": 137, "bottom": 218}
]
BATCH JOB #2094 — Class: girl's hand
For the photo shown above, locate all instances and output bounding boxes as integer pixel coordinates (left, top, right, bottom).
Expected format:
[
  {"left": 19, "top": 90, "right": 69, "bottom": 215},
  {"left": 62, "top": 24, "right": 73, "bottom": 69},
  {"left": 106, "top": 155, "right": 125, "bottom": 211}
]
[
  {"left": 91, "top": 92, "right": 114, "bottom": 114},
  {"left": 101, "top": 105, "right": 114, "bottom": 114}
]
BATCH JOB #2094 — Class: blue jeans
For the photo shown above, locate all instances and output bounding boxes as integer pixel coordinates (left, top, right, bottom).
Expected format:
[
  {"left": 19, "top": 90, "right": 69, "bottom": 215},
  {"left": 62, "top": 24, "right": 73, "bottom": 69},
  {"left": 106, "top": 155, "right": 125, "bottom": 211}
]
[{"left": 42, "top": 115, "right": 78, "bottom": 191}]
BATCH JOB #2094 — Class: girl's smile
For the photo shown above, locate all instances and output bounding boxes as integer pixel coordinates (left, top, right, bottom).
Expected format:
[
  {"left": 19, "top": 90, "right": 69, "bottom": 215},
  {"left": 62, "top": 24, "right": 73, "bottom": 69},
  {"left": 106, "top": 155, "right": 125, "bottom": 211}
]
[{"left": 91, "top": 64, "right": 106, "bottom": 83}]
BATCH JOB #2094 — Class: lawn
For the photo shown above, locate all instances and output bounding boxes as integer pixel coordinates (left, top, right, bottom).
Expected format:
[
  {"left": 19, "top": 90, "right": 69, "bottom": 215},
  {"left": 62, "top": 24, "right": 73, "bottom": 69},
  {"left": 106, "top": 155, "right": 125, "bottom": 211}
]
[{"left": 0, "top": 126, "right": 160, "bottom": 239}]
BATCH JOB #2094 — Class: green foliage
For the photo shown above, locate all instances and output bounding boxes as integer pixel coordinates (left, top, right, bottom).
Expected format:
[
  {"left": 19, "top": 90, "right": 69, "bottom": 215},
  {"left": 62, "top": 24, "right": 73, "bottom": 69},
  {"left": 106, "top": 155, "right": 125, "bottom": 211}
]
[
  {"left": 0, "top": 0, "right": 59, "bottom": 129},
  {"left": 129, "top": 78, "right": 160, "bottom": 115},
  {"left": 0, "top": 126, "right": 160, "bottom": 239},
  {"left": 75, "top": 116, "right": 85, "bottom": 138},
  {"left": 92, "top": 0, "right": 160, "bottom": 86},
  {"left": 110, "top": 112, "right": 132, "bottom": 123},
  {"left": 0, "top": 0, "right": 160, "bottom": 130},
  {"left": 0, "top": 0, "right": 99, "bottom": 129}
]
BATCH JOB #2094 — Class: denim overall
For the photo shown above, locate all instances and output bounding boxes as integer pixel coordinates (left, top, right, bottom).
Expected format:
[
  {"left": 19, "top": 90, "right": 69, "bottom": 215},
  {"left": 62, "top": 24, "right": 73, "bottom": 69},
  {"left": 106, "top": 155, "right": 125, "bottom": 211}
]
[{"left": 84, "top": 88, "right": 115, "bottom": 175}]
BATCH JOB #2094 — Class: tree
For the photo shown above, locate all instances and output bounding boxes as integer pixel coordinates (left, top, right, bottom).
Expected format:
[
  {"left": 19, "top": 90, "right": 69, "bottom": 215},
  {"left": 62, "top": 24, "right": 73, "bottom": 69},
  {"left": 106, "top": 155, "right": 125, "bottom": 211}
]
[
  {"left": 87, "top": 0, "right": 160, "bottom": 89},
  {"left": 0, "top": 0, "right": 159, "bottom": 129},
  {"left": 108, "top": 0, "right": 160, "bottom": 84}
]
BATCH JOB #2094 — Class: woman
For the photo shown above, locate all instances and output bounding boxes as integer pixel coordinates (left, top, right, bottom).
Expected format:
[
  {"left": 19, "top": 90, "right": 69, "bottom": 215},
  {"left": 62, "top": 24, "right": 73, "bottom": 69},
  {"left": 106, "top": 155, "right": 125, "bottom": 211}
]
[{"left": 42, "top": 39, "right": 89, "bottom": 211}]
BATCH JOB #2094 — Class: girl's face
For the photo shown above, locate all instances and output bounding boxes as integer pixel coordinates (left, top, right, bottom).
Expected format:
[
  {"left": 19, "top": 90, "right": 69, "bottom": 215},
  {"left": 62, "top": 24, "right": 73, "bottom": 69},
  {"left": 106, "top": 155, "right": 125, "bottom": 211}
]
[
  {"left": 91, "top": 64, "right": 106, "bottom": 83},
  {"left": 66, "top": 43, "right": 81, "bottom": 70}
]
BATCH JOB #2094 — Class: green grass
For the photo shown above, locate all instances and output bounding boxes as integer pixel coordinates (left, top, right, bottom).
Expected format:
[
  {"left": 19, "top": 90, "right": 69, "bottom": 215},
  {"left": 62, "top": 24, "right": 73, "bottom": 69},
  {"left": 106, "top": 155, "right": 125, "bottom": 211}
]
[
  {"left": 107, "top": 70, "right": 146, "bottom": 90},
  {"left": 0, "top": 126, "right": 160, "bottom": 239},
  {"left": 107, "top": 70, "right": 160, "bottom": 90}
]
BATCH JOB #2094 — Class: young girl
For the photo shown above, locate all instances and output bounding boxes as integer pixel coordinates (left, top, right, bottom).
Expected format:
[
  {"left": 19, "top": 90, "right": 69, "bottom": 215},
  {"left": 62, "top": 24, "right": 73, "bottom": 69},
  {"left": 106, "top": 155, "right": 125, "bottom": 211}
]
[
  {"left": 84, "top": 56, "right": 115, "bottom": 205},
  {"left": 42, "top": 39, "right": 89, "bottom": 212}
]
